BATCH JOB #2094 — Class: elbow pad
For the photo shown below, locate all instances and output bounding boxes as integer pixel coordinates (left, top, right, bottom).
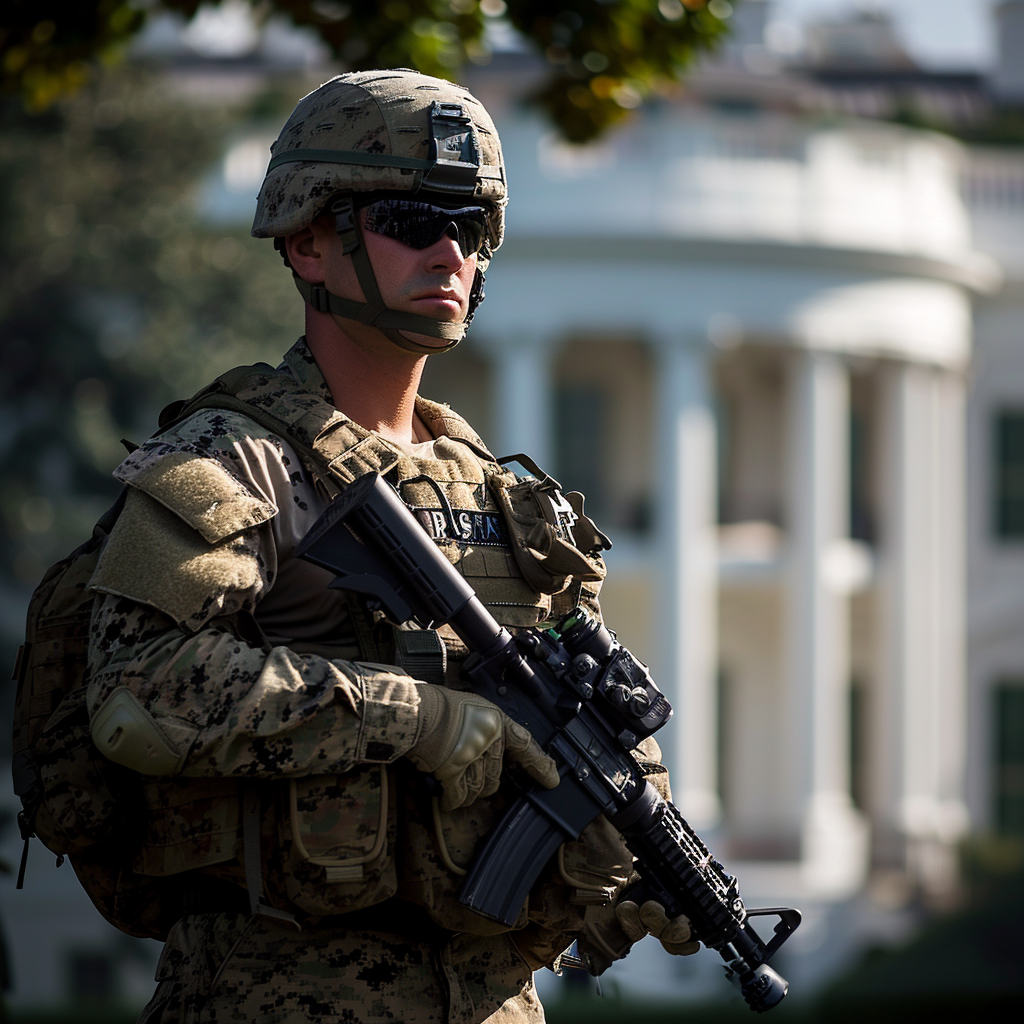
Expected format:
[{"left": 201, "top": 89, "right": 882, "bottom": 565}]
[{"left": 91, "top": 687, "right": 189, "bottom": 776}]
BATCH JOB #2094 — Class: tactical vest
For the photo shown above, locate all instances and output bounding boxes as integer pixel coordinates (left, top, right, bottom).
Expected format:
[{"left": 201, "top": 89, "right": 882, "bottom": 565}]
[{"left": 101, "top": 361, "right": 614, "bottom": 936}]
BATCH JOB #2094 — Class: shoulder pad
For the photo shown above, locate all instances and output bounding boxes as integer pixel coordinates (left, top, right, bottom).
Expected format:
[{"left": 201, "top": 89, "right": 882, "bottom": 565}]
[
  {"left": 115, "top": 409, "right": 279, "bottom": 544},
  {"left": 90, "top": 488, "right": 265, "bottom": 629}
]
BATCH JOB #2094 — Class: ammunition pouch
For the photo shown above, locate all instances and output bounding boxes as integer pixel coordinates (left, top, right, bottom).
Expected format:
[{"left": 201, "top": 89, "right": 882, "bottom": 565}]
[
  {"left": 266, "top": 766, "right": 398, "bottom": 918},
  {"left": 487, "top": 457, "right": 609, "bottom": 597}
]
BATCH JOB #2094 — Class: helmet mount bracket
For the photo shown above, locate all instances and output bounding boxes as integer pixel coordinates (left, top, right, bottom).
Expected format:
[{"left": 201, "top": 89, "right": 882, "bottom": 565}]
[{"left": 421, "top": 102, "right": 480, "bottom": 196}]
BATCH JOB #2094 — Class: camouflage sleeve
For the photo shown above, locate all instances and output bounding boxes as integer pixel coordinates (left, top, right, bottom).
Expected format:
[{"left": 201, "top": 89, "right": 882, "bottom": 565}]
[
  {"left": 86, "top": 593, "right": 423, "bottom": 778},
  {"left": 85, "top": 408, "right": 424, "bottom": 778}
]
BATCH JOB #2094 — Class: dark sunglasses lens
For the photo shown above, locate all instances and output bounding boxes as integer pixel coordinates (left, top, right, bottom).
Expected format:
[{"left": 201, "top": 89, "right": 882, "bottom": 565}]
[
  {"left": 364, "top": 200, "right": 488, "bottom": 256},
  {"left": 454, "top": 218, "right": 486, "bottom": 257}
]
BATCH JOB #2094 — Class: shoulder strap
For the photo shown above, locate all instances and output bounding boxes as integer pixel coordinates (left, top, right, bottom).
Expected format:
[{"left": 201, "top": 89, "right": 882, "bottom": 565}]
[
  {"left": 416, "top": 395, "right": 498, "bottom": 464},
  {"left": 158, "top": 363, "right": 355, "bottom": 488},
  {"left": 160, "top": 363, "right": 421, "bottom": 495},
  {"left": 158, "top": 363, "right": 276, "bottom": 431}
]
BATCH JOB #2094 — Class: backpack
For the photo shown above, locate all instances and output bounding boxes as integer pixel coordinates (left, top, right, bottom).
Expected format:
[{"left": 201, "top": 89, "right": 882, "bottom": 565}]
[
  {"left": 11, "top": 492, "right": 131, "bottom": 875},
  {"left": 9, "top": 362, "right": 329, "bottom": 936},
  {"left": 9, "top": 490, "right": 182, "bottom": 939}
]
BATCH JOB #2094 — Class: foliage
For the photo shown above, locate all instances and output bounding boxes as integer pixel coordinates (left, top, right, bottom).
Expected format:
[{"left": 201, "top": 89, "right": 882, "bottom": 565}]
[
  {"left": 0, "top": 68, "right": 299, "bottom": 659},
  {"left": 814, "top": 889, "right": 1024, "bottom": 1011},
  {"left": 0, "top": 0, "right": 733, "bottom": 142},
  {"left": 947, "top": 106, "right": 1024, "bottom": 148},
  {"left": 0, "top": 1, "right": 146, "bottom": 113},
  {"left": 505, "top": 0, "right": 731, "bottom": 142}
]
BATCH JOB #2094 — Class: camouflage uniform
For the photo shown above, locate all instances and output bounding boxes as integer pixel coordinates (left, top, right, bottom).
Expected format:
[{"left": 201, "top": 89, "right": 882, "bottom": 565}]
[{"left": 87, "top": 337, "right": 660, "bottom": 1024}]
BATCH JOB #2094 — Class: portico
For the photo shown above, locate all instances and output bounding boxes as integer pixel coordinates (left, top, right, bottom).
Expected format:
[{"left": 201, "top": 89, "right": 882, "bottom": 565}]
[{"left": 421, "top": 104, "right": 992, "bottom": 906}]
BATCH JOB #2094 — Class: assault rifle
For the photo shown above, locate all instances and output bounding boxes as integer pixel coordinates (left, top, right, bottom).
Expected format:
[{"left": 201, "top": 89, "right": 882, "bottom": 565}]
[{"left": 296, "top": 472, "right": 801, "bottom": 1012}]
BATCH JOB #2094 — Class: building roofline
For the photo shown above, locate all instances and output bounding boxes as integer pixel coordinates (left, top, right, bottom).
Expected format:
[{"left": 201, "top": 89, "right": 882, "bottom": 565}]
[{"left": 499, "top": 235, "right": 1004, "bottom": 293}]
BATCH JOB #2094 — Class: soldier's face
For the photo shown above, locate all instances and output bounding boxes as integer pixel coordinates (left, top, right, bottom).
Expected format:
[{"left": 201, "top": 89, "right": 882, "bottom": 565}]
[
  {"left": 362, "top": 213, "right": 478, "bottom": 327},
  {"left": 312, "top": 209, "right": 477, "bottom": 348}
]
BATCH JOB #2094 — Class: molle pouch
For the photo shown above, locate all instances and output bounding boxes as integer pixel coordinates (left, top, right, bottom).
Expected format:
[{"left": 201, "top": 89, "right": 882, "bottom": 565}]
[
  {"left": 394, "top": 764, "right": 529, "bottom": 935},
  {"left": 131, "top": 777, "right": 242, "bottom": 877},
  {"left": 393, "top": 445, "right": 551, "bottom": 629},
  {"left": 71, "top": 843, "right": 180, "bottom": 940},
  {"left": 488, "top": 456, "right": 609, "bottom": 597},
  {"left": 267, "top": 766, "right": 398, "bottom": 917}
]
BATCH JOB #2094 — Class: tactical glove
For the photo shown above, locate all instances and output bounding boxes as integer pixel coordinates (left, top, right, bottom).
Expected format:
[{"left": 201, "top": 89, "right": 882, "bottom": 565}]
[
  {"left": 407, "top": 685, "right": 560, "bottom": 810},
  {"left": 615, "top": 900, "right": 700, "bottom": 957}
]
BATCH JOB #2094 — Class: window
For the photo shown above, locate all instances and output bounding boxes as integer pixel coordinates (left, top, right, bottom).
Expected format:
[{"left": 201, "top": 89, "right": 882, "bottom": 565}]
[
  {"left": 849, "top": 679, "right": 866, "bottom": 810},
  {"left": 993, "top": 682, "right": 1024, "bottom": 836},
  {"left": 552, "top": 339, "right": 654, "bottom": 535},
  {"left": 715, "top": 395, "right": 731, "bottom": 524},
  {"left": 716, "top": 668, "right": 730, "bottom": 817},
  {"left": 993, "top": 412, "right": 1024, "bottom": 539},
  {"left": 554, "top": 383, "right": 608, "bottom": 525},
  {"left": 849, "top": 408, "right": 875, "bottom": 542}
]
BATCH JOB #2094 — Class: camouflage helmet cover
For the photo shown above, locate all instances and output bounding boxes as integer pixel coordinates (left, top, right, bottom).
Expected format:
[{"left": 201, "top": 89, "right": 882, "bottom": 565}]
[{"left": 251, "top": 69, "right": 506, "bottom": 269}]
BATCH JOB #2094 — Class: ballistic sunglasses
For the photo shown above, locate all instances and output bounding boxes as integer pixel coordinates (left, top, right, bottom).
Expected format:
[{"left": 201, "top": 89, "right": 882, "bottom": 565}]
[{"left": 360, "top": 197, "right": 491, "bottom": 259}]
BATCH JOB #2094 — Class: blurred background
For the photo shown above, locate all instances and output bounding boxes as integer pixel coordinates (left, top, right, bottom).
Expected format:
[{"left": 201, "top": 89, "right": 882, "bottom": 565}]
[{"left": 1, "top": 0, "right": 1023, "bottom": 1021}]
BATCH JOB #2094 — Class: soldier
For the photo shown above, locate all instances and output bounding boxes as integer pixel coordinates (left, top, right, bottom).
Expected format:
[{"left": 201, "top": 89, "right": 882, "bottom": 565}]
[{"left": 84, "top": 70, "right": 696, "bottom": 1024}]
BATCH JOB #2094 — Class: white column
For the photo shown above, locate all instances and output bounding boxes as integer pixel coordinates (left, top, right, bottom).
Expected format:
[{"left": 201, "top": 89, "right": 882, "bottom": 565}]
[
  {"left": 933, "top": 369, "right": 970, "bottom": 884},
  {"left": 653, "top": 333, "right": 720, "bottom": 830},
  {"left": 485, "top": 333, "right": 555, "bottom": 469},
  {"left": 876, "top": 363, "right": 968, "bottom": 893},
  {"left": 786, "top": 350, "right": 867, "bottom": 894}
]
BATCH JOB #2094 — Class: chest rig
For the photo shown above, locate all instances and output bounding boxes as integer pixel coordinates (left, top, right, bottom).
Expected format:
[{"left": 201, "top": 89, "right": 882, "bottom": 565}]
[{"left": 163, "top": 358, "right": 606, "bottom": 660}]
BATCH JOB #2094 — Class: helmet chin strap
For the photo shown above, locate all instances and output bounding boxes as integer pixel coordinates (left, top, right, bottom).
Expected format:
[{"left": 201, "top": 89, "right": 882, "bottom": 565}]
[{"left": 292, "top": 194, "right": 469, "bottom": 356}]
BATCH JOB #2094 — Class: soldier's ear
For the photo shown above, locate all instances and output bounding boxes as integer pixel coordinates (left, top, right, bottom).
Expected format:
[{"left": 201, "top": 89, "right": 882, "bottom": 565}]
[{"left": 285, "top": 225, "right": 325, "bottom": 284}]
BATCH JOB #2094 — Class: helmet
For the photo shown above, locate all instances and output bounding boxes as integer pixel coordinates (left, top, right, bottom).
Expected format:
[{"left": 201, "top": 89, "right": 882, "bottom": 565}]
[{"left": 252, "top": 70, "right": 507, "bottom": 354}]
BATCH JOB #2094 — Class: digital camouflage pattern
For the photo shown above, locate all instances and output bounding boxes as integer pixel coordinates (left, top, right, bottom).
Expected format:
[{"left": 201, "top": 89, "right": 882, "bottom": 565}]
[
  {"left": 250, "top": 69, "right": 507, "bottom": 271},
  {"left": 82, "top": 337, "right": 653, "bottom": 1021},
  {"left": 138, "top": 911, "right": 541, "bottom": 1024}
]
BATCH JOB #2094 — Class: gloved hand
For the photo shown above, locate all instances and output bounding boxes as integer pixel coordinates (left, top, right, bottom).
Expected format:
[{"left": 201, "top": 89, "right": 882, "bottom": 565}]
[
  {"left": 615, "top": 901, "right": 700, "bottom": 957},
  {"left": 407, "top": 685, "right": 560, "bottom": 810}
]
